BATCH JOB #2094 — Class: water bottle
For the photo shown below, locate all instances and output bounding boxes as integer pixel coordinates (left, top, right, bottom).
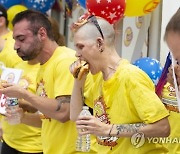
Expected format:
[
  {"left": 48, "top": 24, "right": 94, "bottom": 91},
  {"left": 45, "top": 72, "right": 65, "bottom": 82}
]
[
  {"left": 76, "top": 106, "right": 91, "bottom": 152},
  {"left": 6, "top": 97, "right": 20, "bottom": 125}
]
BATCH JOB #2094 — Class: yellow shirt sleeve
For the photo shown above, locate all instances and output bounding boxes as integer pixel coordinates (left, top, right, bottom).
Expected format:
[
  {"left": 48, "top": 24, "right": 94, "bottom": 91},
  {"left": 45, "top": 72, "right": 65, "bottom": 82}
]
[{"left": 127, "top": 66, "right": 169, "bottom": 123}]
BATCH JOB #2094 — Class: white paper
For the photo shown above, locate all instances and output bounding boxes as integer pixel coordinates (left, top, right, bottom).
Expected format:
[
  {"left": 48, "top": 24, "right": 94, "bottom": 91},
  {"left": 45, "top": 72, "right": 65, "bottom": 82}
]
[{"left": 1, "top": 67, "right": 22, "bottom": 84}]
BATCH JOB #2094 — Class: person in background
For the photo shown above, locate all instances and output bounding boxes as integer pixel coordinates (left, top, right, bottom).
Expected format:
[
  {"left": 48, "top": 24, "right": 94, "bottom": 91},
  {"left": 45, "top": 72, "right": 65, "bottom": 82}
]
[
  {"left": 0, "top": 4, "right": 22, "bottom": 69},
  {"left": 69, "top": 13, "right": 170, "bottom": 153},
  {"left": 47, "top": 16, "right": 66, "bottom": 46},
  {"left": 1, "top": 59, "right": 43, "bottom": 154},
  {"left": 0, "top": 4, "right": 22, "bottom": 152},
  {"left": 166, "top": 9, "right": 180, "bottom": 88},
  {"left": 161, "top": 83, "right": 180, "bottom": 154},
  {"left": 0, "top": 10, "right": 97, "bottom": 154},
  {"left": 157, "top": 8, "right": 180, "bottom": 154}
]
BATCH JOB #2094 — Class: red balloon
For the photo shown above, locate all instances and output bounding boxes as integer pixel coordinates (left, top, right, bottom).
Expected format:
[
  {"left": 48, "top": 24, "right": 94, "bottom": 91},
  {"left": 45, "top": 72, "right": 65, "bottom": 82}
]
[{"left": 86, "top": 0, "right": 126, "bottom": 24}]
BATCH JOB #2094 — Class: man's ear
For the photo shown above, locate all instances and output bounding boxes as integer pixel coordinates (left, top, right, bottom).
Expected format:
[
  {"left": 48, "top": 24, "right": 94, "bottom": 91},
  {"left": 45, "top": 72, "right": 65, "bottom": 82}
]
[{"left": 38, "top": 27, "right": 47, "bottom": 40}]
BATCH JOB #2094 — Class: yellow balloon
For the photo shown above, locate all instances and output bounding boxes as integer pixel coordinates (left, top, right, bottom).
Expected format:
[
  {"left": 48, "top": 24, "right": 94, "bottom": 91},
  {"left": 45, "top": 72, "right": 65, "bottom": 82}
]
[
  {"left": 7, "top": 5, "right": 27, "bottom": 30},
  {"left": 125, "top": 0, "right": 161, "bottom": 17}
]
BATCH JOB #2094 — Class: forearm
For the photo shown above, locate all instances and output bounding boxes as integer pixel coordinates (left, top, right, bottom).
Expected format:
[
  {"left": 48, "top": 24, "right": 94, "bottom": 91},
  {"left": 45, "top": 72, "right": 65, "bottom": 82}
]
[
  {"left": 70, "top": 80, "right": 84, "bottom": 121},
  {"left": 109, "top": 123, "right": 146, "bottom": 137},
  {"left": 21, "top": 112, "right": 42, "bottom": 128},
  {"left": 0, "top": 85, "right": 70, "bottom": 123},
  {"left": 23, "top": 92, "right": 71, "bottom": 122},
  {"left": 18, "top": 99, "right": 38, "bottom": 113},
  {"left": 109, "top": 118, "right": 170, "bottom": 138},
  {"left": 23, "top": 92, "right": 58, "bottom": 116}
]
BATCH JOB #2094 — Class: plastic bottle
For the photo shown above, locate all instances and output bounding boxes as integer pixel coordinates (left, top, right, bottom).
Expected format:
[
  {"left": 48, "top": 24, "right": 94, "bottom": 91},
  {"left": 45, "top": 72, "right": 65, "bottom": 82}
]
[
  {"left": 76, "top": 106, "right": 91, "bottom": 152},
  {"left": 6, "top": 97, "right": 20, "bottom": 125}
]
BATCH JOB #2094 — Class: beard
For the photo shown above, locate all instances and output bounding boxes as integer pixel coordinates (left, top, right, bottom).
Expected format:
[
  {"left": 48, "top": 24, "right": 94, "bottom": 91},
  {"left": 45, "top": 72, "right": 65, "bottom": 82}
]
[{"left": 17, "top": 38, "right": 43, "bottom": 61}]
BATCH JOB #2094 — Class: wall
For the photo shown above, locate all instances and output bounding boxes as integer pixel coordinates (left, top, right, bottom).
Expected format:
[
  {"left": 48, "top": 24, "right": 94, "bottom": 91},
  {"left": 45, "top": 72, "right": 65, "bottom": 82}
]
[{"left": 160, "top": 0, "right": 180, "bottom": 65}]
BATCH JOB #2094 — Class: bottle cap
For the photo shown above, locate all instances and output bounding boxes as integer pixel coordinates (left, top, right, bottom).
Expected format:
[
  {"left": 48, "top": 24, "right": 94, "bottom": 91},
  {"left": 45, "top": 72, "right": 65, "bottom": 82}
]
[{"left": 82, "top": 106, "right": 89, "bottom": 110}]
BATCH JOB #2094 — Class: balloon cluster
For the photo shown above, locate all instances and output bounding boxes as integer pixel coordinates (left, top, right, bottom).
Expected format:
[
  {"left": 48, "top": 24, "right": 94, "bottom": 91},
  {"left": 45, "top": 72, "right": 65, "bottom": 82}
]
[
  {"left": 77, "top": 0, "right": 161, "bottom": 24},
  {"left": 0, "top": 0, "right": 55, "bottom": 13},
  {"left": 0, "top": 0, "right": 56, "bottom": 30},
  {"left": 133, "top": 57, "right": 163, "bottom": 85},
  {"left": 24, "top": 0, "right": 55, "bottom": 13}
]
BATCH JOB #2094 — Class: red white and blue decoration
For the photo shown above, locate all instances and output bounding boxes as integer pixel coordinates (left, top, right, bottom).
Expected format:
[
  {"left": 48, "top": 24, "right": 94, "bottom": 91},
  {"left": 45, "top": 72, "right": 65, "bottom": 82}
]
[
  {"left": 86, "top": 0, "right": 126, "bottom": 24},
  {"left": 23, "top": 0, "right": 55, "bottom": 13},
  {"left": 133, "top": 57, "right": 163, "bottom": 85},
  {"left": 156, "top": 52, "right": 171, "bottom": 97}
]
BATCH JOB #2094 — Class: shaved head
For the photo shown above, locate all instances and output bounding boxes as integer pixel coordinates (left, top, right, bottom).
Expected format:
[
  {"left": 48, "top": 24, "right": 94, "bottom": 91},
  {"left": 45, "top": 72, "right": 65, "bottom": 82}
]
[{"left": 75, "top": 17, "right": 115, "bottom": 47}]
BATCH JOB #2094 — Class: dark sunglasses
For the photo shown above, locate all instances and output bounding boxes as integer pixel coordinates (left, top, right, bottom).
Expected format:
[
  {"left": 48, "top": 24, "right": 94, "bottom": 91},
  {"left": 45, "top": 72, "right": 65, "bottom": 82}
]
[{"left": 87, "top": 15, "right": 104, "bottom": 39}]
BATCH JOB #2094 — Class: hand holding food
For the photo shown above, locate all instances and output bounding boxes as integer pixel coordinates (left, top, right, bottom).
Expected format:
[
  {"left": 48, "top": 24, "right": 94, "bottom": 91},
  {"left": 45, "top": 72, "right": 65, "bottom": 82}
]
[{"left": 70, "top": 60, "right": 89, "bottom": 80}]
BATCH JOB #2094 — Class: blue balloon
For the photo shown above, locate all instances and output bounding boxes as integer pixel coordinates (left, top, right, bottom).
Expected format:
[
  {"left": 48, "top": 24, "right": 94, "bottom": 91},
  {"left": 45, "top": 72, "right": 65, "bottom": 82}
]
[
  {"left": 78, "top": 0, "right": 86, "bottom": 9},
  {"left": 0, "top": 0, "right": 22, "bottom": 9},
  {"left": 133, "top": 57, "right": 163, "bottom": 85},
  {"left": 24, "top": 0, "right": 55, "bottom": 13}
]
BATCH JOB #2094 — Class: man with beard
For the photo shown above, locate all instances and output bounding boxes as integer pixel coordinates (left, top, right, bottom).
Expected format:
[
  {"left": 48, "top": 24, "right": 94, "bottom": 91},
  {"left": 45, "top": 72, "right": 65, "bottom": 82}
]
[{"left": 0, "top": 10, "right": 97, "bottom": 154}]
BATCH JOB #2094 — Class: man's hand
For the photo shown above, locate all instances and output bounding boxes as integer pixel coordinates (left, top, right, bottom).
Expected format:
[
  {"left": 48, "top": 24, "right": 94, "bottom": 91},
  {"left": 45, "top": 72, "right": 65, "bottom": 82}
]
[{"left": 0, "top": 83, "right": 26, "bottom": 99}]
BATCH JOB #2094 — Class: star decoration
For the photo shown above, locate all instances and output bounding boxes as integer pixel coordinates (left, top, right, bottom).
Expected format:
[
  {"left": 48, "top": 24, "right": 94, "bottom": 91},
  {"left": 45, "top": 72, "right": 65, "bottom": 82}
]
[
  {"left": 151, "top": 71, "right": 155, "bottom": 75},
  {"left": 101, "top": 11, "right": 105, "bottom": 15},
  {"left": 117, "top": 5, "right": 121, "bottom": 9},
  {"left": 35, "top": 0, "right": 41, "bottom": 3},
  {"left": 86, "top": 0, "right": 125, "bottom": 24},
  {"left": 107, "top": 12, "right": 117, "bottom": 20},
  {"left": 150, "top": 62, "right": 154, "bottom": 65}
]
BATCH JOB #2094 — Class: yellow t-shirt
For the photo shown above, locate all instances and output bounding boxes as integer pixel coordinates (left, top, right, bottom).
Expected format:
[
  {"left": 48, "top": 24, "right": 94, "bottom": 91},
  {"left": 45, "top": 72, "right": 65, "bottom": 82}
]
[
  {"left": 0, "top": 31, "right": 22, "bottom": 68},
  {"left": 85, "top": 59, "right": 169, "bottom": 154},
  {"left": 161, "top": 83, "right": 180, "bottom": 154},
  {"left": 36, "top": 46, "right": 97, "bottom": 154},
  {"left": 2, "top": 61, "right": 43, "bottom": 153}
]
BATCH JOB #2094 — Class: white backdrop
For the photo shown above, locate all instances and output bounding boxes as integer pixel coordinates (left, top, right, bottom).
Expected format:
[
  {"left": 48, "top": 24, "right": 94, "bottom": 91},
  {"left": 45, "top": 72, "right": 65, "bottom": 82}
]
[{"left": 160, "top": 0, "right": 180, "bottom": 65}]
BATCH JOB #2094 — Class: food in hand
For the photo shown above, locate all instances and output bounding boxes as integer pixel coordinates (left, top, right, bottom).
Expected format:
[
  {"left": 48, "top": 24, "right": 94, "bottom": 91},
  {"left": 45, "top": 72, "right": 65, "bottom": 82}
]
[{"left": 73, "top": 61, "right": 89, "bottom": 80}]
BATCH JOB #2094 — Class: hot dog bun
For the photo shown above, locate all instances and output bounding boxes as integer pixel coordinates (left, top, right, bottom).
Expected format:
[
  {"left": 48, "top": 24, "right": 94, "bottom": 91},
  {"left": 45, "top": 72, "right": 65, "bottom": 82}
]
[{"left": 73, "top": 61, "right": 89, "bottom": 80}]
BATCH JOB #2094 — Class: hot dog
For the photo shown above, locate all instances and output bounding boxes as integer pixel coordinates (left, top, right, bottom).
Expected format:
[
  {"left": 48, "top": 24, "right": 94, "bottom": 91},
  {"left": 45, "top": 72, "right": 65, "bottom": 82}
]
[{"left": 73, "top": 61, "right": 89, "bottom": 80}]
